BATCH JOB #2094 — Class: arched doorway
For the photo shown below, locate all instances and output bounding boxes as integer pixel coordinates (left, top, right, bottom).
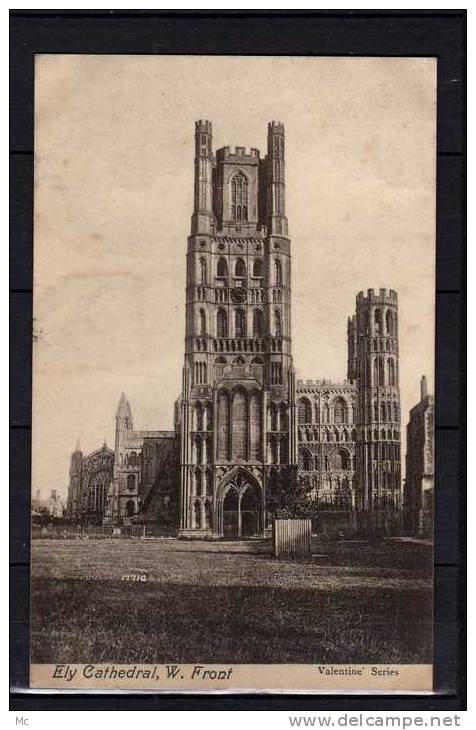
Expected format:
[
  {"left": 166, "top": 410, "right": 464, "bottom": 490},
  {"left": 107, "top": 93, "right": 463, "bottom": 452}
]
[
  {"left": 223, "top": 489, "right": 239, "bottom": 538},
  {"left": 241, "top": 486, "right": 261, "bottom": 537},
  {"left": 219, "top": 469, "right": 263, "bottom": 539},
  {"left": 125, "top": 499, "right": 135, "bottom": 518}
]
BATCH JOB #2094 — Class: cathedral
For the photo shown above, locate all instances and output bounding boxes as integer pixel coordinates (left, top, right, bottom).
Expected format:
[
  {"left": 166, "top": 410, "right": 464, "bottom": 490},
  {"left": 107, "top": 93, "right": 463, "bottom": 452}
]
[{"left": 67, "top": 120, "right": 402, "bottom": 537}]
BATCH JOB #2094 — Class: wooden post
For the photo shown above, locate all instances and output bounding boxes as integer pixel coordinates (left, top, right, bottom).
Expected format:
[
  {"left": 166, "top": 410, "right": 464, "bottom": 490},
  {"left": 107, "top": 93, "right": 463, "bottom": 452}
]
[{"left": 273, "top": 518, "right": 312, "bottom": 559}]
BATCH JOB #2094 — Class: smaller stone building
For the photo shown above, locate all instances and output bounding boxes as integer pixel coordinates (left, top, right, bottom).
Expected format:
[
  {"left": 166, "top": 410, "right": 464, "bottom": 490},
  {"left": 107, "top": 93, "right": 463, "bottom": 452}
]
[
  {"left": 403, "top": 376, "right": 434, "bottom": 537},
  {"left": 66, "top": 394, "right": 180, "bottom": 527}
]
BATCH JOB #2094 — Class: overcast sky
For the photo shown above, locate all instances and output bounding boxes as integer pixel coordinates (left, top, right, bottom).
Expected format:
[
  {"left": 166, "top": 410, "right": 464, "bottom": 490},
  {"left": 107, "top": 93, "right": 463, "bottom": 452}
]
[{"left": 33, "top": 55, "right": 436, "bottom": 498}]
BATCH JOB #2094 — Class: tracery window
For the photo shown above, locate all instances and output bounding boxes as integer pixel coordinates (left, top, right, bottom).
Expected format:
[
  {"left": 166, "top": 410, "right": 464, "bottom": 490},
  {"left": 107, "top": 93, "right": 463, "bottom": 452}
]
[
  {"left": 235, "top": 308, "right": 246, "bottom": 337},
  {"left": 217, "top": 309, "right": 228, "bottom": 338},
  {"left": 298, "top": 397, "right": 312, "bottom": 424},
  {"left": 275, "top": 258, "right": 282, "bottom": 286},
  {"left": 231, "top": 173, "right": 248, "bottom": 221},
  {"left": 253, "top": 309, "right": 264, "bottom": 337},
  {"left": 253, "top": 259, "right": 263, "bottom": 277},
  {"left": 333, "top": 398, "right": 347, "bottom": 424}
]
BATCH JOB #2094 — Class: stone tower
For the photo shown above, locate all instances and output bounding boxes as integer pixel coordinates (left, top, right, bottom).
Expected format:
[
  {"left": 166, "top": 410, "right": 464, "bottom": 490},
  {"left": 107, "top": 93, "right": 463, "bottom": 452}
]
[
  {"left": 179, "top": 120, "right": 297, "bottom": 538},
  {"left": 67, "top": 438, "right": 83, "bottom": 520},
  {"left": 348, "top": 289, "right": 402, "bottom": 532}
]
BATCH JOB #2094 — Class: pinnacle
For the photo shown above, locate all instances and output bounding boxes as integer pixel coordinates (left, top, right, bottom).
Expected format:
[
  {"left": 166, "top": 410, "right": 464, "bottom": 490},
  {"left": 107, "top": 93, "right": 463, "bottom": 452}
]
[{"left": 116, "top": 392, "right": 132, "bottom": 419}]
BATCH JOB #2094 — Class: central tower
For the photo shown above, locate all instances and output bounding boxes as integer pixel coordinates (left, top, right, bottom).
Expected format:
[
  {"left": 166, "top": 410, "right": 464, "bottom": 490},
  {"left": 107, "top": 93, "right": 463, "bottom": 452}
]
[{"left": 178, "top": 120, "right": 297, "bottom": 538}]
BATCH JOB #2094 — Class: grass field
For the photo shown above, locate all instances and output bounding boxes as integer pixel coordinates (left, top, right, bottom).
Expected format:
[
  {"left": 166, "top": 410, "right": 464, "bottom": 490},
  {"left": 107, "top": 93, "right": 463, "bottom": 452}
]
[{"left": 31, "top": 537, "right": 433, "bottom": 664}]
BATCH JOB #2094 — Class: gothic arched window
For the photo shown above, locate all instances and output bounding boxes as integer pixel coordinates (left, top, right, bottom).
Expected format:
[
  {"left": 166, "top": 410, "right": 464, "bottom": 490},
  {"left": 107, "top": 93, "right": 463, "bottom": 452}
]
[
  {"left": 217, "top": 309, "right": 228, "bottom": 338},
  {"left": 195, "top": 470, "right": 202, "bottom": 497},
  {"left": 194, "top": 501, "right": 202, "bottom": 528},
  {"left": 231, "top": 173, "right": 249, "bottom": 221},
  {"left": 387, "top": 358, "right": 396, "bottom": 386},
  {"left": 378, "top": 356, "right": 385, "bottom": 386},
  {"left": 195, "top": 402, "right": 203, "bottom": 431},
  {"left": 275, "top": 309, "right": 282, "bottom": 337},
  {"left": 298, "top": 448, "right": 312, "bottom": 471},
  {"left": 253, "top": 309, "right": 264, "bottom": 337},
  {"left": 386, "top": 309, "right": 394, "bottom": 336},
  {"left": 199, "top": 258, "right": 207, "bottom": 285},
  {"left": 275, "top": 258, "right": 282, "bottom": 286},
  {"left": 217, "top": 257, "right": 227, "bottom": 277},
  {"left": 253, "top": 259, "right": 263, "bottom": 277},
  {"left": 374, "top": 308, "right": 383, "bottom": 334},
  {"left": 127, "top": 474, "right": 135, "bottom": 491},
  {"left": 235, "top": 258, "right": 246, "bottom": 278},
  {"left": 298, "top": 397, "right": 312, "bottom": 424},
  {"left": 199, "top": 309, "right": 206, "bottom": 336},
  {"left": 235, "top": 309, "right": 246, "bottom": 337},
  {"left": 333, "top": 398, "right": 348, "bottom": 424}
]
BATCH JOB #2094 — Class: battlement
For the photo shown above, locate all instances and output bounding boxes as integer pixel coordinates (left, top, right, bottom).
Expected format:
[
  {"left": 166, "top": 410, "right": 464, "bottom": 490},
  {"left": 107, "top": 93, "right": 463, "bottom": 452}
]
[
  {"left": 195, "top": 119, "right": 212, "bottom": 134},
  {"left": 296, "top": 378, "right": 356, "bottom": 391},
  {"left": 356, "top": 288, "right": 398, "bottom": 305},
  {"left": 217, "top": 146, "right": 260, "bottom": 160}
]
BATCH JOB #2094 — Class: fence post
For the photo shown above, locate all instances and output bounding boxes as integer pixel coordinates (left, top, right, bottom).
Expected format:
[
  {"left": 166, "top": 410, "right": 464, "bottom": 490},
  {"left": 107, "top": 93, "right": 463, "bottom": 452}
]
[{"left": 273, "top": 518, "right": 312, "bottom": 560}]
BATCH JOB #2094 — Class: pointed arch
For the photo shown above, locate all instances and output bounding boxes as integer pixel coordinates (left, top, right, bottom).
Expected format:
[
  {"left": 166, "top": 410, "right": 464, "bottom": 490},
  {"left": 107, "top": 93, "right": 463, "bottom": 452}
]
[
  {"left": 217, "top": 390, "right": 230, "bottom": 460},
  {"left": 274, "top": 258, "right": 282, "bottom": 286},
  {"left": 275, "top": 309, "right": 282, "bottom": 337},
  {"left": 235, "top": 308, "right": 246, "bottom": 337},
  {"left": 374, "top": 308, "right": 383, "bottom": 334},
  {"left": 329, "top": 447, "right": 351, "bottom": 471},
  {"left": 386, "top": 309, "right": 394, "bottom": 336},
  {"left": 195, "top": 469, "right": 203, "bottom": 497},
  {"left": 249, "top": 390, "right": 262, "bottom": 461},
  {"left": 387, "top": 357, "right": 396, "bottom": 386},
  {"left": 199, "top": 257, "right": 207, "bottom": 285},
  {"left": 199, "top": 308, "right": 206, "bottom": 336},
  {"left": 194, "top": 500, "right": 202, "bottom": 528},
  {"left": 231, "top": 173, "right": 249, "bottom": 221},
  {"left": 298, "top": 397, "right": 312, "bottom": 424},
  {"left": 234, "top": 258, "right": 246, "bottom": 278},
  {"left": 217, "top": 257, "right": 228, "bottom": 277},
  {"left": 194, "top": 401, "right": 203, "bottom": 431},
  {"left": 298, "top": 447, "right": 312, "bottom": 471},
  {"left": 232, "top": 388, "right": 247, "bottom": 460},
  {"left": 378, "top": 356, "right": 385, "bottom": 386},
  {"left": 217, "top": 309, "right": 228, "bottom": 338},
  {"left": 332, "top": 397, "right": 348, "bottom": 424},
  {"left": 253, "top": 308, "right": 264, "bottom": 337},
  {"left": 253, "top": 258, "right": 263, "bottom": 278}
]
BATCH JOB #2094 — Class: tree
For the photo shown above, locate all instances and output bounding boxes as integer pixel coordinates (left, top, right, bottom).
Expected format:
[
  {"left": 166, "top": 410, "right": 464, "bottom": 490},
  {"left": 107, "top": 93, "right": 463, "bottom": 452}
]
[{"left": 266, "top": 465, "right": 319, "bottom": 519}]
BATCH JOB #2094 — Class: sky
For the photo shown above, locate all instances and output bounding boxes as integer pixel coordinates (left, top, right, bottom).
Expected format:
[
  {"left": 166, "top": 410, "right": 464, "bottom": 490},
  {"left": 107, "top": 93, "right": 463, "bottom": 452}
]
[{"left": 32, "top": 55, "right": 436, "bottom": 498}]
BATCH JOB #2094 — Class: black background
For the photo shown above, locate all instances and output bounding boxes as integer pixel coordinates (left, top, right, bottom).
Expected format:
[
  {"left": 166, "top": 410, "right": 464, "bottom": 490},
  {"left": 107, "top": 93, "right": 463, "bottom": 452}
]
[{"left": 10, "top": 9, "right": 466, "bottom": 712}]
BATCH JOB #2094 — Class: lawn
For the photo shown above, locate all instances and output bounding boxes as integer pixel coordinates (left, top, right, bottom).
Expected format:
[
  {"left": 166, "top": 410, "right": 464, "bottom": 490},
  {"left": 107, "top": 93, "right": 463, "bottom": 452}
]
[{"left": 30, "top": 537, "right": 433, "bottom": 664}]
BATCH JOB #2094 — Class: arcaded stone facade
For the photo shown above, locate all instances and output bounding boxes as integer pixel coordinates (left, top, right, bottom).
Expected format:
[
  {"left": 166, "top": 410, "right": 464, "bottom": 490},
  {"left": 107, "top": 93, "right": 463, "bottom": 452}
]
[{"left": 67, "top": 120, "right": 403, "bottom": 536}]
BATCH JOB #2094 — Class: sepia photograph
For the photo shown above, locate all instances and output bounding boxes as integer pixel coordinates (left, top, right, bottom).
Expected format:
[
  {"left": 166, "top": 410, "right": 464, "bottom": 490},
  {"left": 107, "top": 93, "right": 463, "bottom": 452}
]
[{"left": 29, "top": 55, "right": 436, "bottom": 692}]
